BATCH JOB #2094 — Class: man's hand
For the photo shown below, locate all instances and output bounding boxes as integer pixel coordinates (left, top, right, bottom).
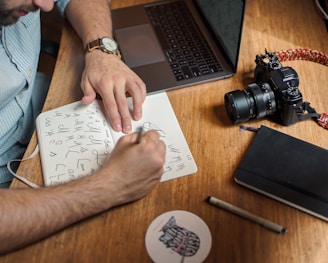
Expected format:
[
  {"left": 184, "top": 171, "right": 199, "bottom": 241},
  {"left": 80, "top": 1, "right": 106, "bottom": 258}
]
[
  {"left": 94, "top": 130, "right": 166, "bottom": 207},
  {"left": 81, "top": 51, "right": 146, "bottom": 134},
  {"left": 0, "top": 131, "right": 165, "bottom": 254}
]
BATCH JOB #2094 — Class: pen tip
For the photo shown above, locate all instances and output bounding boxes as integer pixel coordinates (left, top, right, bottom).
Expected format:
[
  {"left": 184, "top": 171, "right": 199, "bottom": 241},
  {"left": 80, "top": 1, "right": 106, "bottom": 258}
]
[{"left": 281, "top": 228, "right": 288, "bottom": 234}]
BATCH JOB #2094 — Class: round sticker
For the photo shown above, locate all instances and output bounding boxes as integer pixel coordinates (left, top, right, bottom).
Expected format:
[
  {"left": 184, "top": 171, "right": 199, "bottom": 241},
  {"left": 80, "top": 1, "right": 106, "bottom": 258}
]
[{"left": 145, "top": 210, "right": 212, "bottom": 263}]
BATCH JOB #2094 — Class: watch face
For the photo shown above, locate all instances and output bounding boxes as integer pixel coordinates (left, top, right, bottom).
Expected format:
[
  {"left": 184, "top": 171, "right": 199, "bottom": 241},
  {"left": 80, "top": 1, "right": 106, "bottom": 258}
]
[{"left": 101, "top": 37, "right": 118, "bottom": 51}]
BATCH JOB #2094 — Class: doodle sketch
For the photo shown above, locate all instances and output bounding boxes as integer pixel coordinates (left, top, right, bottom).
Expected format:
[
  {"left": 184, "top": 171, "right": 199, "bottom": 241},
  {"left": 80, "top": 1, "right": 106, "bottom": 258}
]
[
  {"left": 37, "top": 101, "right": 115, "bottom": 186},
  {"left": 159, "top": 216, "right": 200, "bottom": 260},
  {"left": 36, "top": 93, "right": 197, "bottom": 186}
]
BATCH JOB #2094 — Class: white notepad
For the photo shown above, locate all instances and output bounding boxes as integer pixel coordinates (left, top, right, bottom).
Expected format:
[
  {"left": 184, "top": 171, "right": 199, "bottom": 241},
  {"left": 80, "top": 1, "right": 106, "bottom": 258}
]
[{"left": 36, "top": 92, "right": 197, "bottom": 186}]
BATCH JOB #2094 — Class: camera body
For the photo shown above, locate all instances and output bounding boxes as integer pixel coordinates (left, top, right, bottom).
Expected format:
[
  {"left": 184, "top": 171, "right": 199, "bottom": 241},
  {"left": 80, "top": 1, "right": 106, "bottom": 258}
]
[{"left": 225, "top": 51, "right": 304, "bottom": 126}]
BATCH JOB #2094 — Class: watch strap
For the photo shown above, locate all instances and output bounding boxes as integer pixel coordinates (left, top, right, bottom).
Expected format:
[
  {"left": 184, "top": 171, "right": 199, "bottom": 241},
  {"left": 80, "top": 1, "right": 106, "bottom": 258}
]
[
  {"left": 86, "top": 38, "right": 102, "bottom": 52},
  {"left": 85, "top": 38, "right": 121, "bottom": 58}
]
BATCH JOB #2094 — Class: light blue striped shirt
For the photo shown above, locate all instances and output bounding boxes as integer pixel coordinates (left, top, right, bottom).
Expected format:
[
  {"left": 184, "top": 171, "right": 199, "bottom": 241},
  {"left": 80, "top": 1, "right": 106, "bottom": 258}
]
[{"left": 0, "top": 0, "right": 70, "bottom": 183}]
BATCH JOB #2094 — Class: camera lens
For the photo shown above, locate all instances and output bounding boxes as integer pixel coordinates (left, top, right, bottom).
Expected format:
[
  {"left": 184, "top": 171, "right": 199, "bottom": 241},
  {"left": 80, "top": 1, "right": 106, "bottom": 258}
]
[
  {"left": 224, "top": 83, "right": 277, "bottom": 124},
  {"left": 224, "top": 89, "right": 256, "bottom": 123}
]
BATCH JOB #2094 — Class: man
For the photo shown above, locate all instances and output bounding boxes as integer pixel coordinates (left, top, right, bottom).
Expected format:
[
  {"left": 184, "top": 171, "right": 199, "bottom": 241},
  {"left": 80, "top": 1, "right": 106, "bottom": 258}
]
[
  {"left": 0, "top": 0, "right": 148, "bottom": 184},
  {"left": 0, "top": 0, "right": 166, "bottom": 254}
]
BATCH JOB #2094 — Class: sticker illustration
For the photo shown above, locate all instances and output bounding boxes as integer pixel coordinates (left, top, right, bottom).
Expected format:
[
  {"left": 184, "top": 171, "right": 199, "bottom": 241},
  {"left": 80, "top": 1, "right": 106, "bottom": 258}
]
[{"left": 145, "top": 210, "right": 212, "bottom": 263}]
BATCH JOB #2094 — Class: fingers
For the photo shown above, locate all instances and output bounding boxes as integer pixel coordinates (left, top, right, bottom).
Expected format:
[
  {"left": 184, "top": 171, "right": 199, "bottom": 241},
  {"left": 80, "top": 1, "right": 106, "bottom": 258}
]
[
  {"left": 104, "top": 88, "right": 131, "bottom": 133},
  {"left": 81, "top": 55, "right": 146, "bottom": 134},
  {"left": 111, "top": 74, "right": 146, "bottom": 132},
  {"left": 101, "top": 80, "right": 143, "bottom": 134},
  {"left": 131, "top": 130, "right": 166, "bottom": 155},
  {"left": 128, "top": 78, "right": 146, "bottom": 121},
  {"left": 140, "top": 130, "right": 166, "bottom": 157},
  {"left": 101, "top": 129, "right": 166, "bottom": 205},
  {"left": 131, "top": 129, "right": 159, "bottom": 144},
  {"left": 142, "top": 129, "right": 161, "bottom": 142}
]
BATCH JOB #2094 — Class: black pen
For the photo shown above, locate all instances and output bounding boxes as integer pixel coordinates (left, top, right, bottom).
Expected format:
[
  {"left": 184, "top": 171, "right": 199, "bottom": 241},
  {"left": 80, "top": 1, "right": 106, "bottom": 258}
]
[
  {"left": 135, "top": 127, "right": 143, "bottom": 144},
  {"left": 207, "top": 196, "right": 287, "bottom": 234}
]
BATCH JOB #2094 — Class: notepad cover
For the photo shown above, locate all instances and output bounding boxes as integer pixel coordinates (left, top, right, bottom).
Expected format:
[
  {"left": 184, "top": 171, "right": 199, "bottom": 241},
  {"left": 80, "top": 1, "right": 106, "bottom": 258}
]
[{"left": 234, "top": 125, "right": 328, "bottom": 222}]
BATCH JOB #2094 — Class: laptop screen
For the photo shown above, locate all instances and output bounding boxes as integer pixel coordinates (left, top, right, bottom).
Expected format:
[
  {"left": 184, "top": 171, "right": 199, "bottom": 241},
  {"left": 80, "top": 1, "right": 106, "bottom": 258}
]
[{"left": 194, "top": 0, "right": 246, "bottom": 69}]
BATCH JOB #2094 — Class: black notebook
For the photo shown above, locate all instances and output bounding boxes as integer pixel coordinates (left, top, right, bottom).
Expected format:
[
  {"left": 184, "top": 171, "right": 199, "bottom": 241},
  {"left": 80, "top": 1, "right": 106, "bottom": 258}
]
[{"left": 234, "top": 126, "right": 328, "bottom": 221}]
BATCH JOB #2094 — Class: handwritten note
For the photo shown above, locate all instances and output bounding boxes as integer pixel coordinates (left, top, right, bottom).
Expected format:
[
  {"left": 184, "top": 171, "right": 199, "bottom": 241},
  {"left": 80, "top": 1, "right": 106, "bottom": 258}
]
[{"left": 36, "top": 92, "right": 197, "bottom": 186}]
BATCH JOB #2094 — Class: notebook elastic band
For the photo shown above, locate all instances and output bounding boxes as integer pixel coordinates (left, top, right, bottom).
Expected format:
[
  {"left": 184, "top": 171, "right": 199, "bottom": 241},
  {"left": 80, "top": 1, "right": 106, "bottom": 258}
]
[{"left": 7, "top": 145, "right": 41, "bottom": 189}]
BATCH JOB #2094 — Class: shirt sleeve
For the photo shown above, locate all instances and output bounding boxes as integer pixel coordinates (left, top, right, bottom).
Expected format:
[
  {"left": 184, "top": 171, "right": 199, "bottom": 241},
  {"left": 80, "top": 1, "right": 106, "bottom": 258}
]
[
  {"left": 55, "top": 0, "right": 111, "bottom": 16},
  {"left": 55, "top": 0, "right": 71, "bottom": 16}
]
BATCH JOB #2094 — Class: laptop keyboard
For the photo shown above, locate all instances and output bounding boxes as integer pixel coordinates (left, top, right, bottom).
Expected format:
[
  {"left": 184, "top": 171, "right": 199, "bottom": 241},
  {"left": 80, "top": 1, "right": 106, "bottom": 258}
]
[{"left": 145, "top": 1, "right": 223, "bottom": 81}]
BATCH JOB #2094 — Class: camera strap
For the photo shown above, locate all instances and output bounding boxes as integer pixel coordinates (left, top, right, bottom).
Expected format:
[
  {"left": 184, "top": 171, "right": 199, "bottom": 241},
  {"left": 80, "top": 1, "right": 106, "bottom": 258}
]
[
  {"left": 318, "top": 113, "right": 328, "bottom": 129},
  {"left": 276, "top": 48, "right": 328, "bottom": 66},
  {"left": 299, "top": 102, "right": 320, "bottom": 120},
  {"left": 275, "top": 48, "right": 328, "bottom": 130}
]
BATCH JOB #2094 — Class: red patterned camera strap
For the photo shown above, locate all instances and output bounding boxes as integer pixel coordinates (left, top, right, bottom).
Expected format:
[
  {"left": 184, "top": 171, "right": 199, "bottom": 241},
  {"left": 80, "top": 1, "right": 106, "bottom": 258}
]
[
  {"left": 317, "top": 113, "right": 328, "bottom": 129},
  {"left": 276, "top": 48, "right": 328, "bottom": 66},
  {"left": 276, "top": 48, "right": 328, "bottom": 130}
]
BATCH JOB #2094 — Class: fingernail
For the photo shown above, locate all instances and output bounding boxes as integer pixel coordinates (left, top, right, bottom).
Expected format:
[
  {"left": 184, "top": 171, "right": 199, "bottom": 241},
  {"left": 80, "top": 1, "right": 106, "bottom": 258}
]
[
  {"left": 135, "top": 112, "right": 142, "bottom": 120},
  {"left": 115, "top": 124, "right": 122, "bottom": 132},
  {"left": 125, "top": 125, "right": 132, "bottom": 133}
]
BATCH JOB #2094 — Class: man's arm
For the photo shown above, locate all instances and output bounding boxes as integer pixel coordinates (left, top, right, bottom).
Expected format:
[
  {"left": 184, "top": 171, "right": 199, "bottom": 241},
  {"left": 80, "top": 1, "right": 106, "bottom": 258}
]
[
  {"left": 0, "top": 131, "right": 165, "bottom": 254},
  {"left": 64, "top": 0, "right": 146, "bottom": 134}
]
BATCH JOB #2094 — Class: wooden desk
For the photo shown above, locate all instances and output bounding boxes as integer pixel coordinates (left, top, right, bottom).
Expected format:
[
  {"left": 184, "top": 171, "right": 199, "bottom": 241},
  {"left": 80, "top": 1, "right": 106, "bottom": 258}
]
[{"left": 2, "top": 0, "right": 328, "bottom": 262}]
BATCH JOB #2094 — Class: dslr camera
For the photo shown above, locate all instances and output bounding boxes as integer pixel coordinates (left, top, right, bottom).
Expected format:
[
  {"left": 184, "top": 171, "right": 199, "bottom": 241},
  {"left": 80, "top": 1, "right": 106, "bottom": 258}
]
[{"left": 224, "top": 51, "right": 305, "bottom": 126}]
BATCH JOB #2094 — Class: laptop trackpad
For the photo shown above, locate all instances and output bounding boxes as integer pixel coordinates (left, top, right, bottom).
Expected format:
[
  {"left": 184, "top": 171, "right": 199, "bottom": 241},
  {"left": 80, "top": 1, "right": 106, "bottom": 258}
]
[{"left": 115, "top": 24, "right": 166, "bottom": 68}]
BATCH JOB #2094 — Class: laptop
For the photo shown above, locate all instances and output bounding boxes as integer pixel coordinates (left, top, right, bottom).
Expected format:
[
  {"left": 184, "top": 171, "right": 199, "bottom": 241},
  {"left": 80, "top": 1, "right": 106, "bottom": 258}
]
[{"left": 111, "top": 0, "right": 247, "bottom": 93}]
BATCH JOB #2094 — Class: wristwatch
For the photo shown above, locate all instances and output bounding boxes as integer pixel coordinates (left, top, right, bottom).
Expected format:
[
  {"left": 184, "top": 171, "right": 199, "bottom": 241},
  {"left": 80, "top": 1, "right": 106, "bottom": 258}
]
[{"left": 86, "top": 37, "right": 121, "bottom": 58}]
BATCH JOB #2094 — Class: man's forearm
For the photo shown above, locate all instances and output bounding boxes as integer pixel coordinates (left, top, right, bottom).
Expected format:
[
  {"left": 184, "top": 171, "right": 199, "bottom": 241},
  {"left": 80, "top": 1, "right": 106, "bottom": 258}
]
[
  {"left": 0, "top": 131, "right": 165, "bottom": 255},
  {"left": 64, "top": 0, "right": 113, "bottom": 47},
  {"left": 0, "top": 173, "right": 116, "bottom": 255}
]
